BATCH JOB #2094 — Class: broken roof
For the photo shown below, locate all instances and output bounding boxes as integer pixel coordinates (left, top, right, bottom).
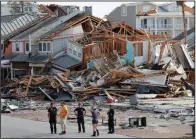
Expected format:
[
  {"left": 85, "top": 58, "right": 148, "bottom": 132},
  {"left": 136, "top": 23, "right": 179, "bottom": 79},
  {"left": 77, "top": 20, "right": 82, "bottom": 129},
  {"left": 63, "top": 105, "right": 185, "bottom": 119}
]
[
  {"left": 174, "top": 44, "right": 194, "bottom": 69},
  {"left": 10, "top": 17, "right": 58, "bottom": 41},
  {"left": 52, "top": 54, "right": 81, "bottom": 69},
  {"left": 40, "top": 12, "right": 103, "bottom": 40},
  {"left": 39, "top": 11, "right": 83, "bottom": 40},
  {"left": 1, "top": 14, "right": 40, "bottom": 39},
  {"left": 1, "top": 14, "right": 23, "bottom": 23},
  {"left": 172, "top": 27, "right": 195, "bottom": 41}
]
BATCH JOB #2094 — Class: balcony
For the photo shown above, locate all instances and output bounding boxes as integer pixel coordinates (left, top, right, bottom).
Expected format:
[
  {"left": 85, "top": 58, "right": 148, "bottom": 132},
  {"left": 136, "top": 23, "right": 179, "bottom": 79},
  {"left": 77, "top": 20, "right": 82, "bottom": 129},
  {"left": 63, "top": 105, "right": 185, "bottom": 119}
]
[
  {"left": 175, "top": 24, "right": 183, "bottom": 29},
  {"left": 157, "top": 24, "right": 173, "bottom": 29},
  {"left": 141, "top": 24, "right": 155, "bottom": 29}
]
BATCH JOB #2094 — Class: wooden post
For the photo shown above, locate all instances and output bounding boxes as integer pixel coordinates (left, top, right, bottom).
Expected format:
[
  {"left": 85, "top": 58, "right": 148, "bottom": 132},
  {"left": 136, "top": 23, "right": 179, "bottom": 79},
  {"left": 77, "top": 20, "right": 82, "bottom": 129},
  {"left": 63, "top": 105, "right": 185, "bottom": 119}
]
[
  {"left": 25, "top": 75, "right": 33, "bottom": 96},
  {"left": 182, "top": 2, "right": 187, "bottom": 44}
]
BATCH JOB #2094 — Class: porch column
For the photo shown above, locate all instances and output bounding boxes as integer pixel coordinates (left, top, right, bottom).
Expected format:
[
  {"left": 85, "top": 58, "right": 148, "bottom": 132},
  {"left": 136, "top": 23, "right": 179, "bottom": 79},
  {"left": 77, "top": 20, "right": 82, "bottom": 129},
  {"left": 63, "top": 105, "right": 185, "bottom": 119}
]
[
  {"left": 31, "top": 67, "right": 33, "bottom": 75},
  {"left": 187, "top": 17, "right": 190, "bottom": 29},
  {"left": 155, "top": 17, "right": 157, "bottom": 34},
  {"left": 172, "top": 17, "right": 175, "bottom": 38}
]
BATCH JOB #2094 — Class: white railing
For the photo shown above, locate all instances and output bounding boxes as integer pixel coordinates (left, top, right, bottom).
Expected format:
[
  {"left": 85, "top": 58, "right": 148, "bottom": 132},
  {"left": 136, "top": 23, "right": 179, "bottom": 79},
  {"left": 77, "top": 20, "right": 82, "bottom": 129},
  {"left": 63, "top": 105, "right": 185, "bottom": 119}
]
[
  {"left": 141, "top": 24, "right": 155, "bottom": 29},
  {"left": 175, "top": 24, "right": 183, "bottom": 29},
  {"left": 157, "top": 24, "right": 173, "bottom": 29}
]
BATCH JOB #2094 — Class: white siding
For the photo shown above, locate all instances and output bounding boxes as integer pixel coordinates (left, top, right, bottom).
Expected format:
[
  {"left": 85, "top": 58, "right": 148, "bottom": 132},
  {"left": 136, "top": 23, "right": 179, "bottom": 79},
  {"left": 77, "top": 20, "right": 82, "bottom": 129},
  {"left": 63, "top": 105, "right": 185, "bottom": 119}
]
[{"left": 53, "top": 38, "right": 68, "bottom": 54}]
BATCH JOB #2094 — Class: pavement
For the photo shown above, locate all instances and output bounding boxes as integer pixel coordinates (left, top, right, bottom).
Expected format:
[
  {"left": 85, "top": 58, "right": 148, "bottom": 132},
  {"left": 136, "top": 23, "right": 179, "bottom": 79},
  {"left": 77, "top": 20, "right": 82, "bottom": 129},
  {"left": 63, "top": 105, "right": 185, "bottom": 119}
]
[{"left": 1, "top": 115, "right": 132, "bottom": 138}]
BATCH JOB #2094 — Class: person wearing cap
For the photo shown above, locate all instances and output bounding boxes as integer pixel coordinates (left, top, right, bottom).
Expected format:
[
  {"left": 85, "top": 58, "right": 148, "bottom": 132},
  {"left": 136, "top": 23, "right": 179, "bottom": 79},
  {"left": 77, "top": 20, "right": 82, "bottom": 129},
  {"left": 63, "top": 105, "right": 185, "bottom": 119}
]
[
  {"left": 107, "top": 105, "right": 115, "bottom": 134},
  {"left": 58, "top": 102, "right": 68, "bottom": 135},
  {"left": 91, "top": 103, "right": 100, "bottom": 136},
  {"left": 48, "top": 102, "right": 58, "bottom": 134},
  {"left": 74, "top": 102, "right": 86, "bottom": 133}
]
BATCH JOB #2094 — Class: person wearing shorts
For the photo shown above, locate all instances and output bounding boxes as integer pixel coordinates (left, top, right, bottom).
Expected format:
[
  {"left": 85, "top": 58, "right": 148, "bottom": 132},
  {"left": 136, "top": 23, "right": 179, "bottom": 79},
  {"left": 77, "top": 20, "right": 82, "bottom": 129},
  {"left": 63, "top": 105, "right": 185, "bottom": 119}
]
[
  {"left": 58, "top": 102, "right": 68, "bottom": 135},
  {"left": 91, "top": 104, "right": 100, "bottom": 137}
]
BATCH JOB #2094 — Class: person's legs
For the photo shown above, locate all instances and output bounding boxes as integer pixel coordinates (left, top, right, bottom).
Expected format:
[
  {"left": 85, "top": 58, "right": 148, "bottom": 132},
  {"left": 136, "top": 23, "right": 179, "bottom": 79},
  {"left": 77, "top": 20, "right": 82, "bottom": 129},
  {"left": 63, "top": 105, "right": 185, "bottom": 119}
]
[
  {"left": 63, "top": 119, "right": 67, "bottom": 134},
  {"left": 77, "top": 118, "right": 81, "bottom": 132},
  {"left": 91, "top": 124, "right": 96, "bottom": 136},
  {"left": 59, "top": 119, "right": 64, "bottom": 135},
  {"left": 49, "top": 120, "right": 53, "bottom": 134},
  {"left": 95, "top": 123, "right": 99, "bottom": 136},
  {"left": 81, "top": 118, "right": 85, "bottom": 133},
  {"left": 111, "top": 120, "right": 114, "bottom": 133},
  {"left": 108, "top": 121, "right": 112, "bottom": 133},
  {"left": 54, "top": 120, "right": 57, "bottom": 134}
]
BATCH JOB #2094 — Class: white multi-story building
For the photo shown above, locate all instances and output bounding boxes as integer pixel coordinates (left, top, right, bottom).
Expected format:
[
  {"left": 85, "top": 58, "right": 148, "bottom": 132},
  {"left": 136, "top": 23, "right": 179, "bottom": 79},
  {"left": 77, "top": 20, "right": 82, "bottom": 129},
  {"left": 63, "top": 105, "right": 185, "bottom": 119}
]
[
  {"left": 108, "top": 2, "right": 194, "bottom": 38},
  {"left": 1, "top": 2, "right": 37, "bottom": 16}
]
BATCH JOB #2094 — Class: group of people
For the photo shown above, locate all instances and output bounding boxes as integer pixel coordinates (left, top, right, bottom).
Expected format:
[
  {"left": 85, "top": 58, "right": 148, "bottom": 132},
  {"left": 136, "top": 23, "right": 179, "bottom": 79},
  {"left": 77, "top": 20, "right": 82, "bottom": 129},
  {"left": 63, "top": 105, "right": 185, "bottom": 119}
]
[{"left": 48, "top": 102, "right": 115, "bottom": 136}]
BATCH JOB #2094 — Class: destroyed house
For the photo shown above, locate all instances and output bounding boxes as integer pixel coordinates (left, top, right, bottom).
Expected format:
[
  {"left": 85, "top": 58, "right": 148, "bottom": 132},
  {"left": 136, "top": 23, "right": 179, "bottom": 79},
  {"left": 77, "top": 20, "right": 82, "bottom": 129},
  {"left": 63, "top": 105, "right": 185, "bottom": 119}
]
[
  {"left": 39, "top": 12, "right": 171, "bottom": 71},
  {"left": 172, "top": 27, "right": 195, "bottom": 84},
  {"left": 6, "top": 10, "right": 83, "bottom": 77}
]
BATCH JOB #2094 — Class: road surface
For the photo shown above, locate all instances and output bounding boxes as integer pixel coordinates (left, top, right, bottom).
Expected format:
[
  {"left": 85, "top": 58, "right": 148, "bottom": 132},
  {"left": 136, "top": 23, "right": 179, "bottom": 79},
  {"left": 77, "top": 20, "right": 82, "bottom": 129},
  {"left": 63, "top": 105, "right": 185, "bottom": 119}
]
[{"left": 1, "top": 115, "right": 132, "bottom": 138}]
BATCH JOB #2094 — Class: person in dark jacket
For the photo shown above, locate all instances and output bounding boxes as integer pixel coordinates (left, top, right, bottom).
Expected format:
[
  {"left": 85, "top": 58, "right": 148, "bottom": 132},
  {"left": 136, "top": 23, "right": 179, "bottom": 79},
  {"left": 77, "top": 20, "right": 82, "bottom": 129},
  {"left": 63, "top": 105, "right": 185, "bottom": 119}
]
[
  {"left": 91, "top": 103, "right": 100, "bottom": 136},
  {"left": 74, "top": 102, "right": 86, "bottom": 133},
  {"left": 48, "top": 102, "right": 58, "bottom": 134},
  {"left": 107, "top": 105, "right": 115, "bottom": 134}
]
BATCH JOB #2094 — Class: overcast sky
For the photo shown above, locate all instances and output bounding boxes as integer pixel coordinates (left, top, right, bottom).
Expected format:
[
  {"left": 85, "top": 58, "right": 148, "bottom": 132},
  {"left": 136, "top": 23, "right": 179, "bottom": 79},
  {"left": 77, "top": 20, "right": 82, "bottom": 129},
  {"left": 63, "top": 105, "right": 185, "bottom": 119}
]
[{"left": 37, "top": 2, "right": 195, "bottom": 18}]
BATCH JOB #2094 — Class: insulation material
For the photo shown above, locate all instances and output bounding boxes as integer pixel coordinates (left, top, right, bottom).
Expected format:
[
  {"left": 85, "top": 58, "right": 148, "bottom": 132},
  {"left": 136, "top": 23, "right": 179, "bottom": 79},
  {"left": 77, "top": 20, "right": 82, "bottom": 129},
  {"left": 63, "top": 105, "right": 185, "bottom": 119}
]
[{"left": 122, "top": 41, "right": 134, "bottom": 65}]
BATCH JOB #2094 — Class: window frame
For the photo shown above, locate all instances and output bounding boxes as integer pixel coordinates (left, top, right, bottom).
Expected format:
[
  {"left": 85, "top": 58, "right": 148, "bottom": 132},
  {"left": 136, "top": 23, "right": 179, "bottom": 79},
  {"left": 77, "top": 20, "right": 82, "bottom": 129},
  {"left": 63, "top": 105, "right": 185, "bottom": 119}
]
[
  {"left": 38, "top": 42, "right": 51, "bottom": 52},
  {"left": 26, "top": 42, "right": 30, "bottom": 52},
  {"left": 15, "top": 42, "right": 20, "bottom": 52}
]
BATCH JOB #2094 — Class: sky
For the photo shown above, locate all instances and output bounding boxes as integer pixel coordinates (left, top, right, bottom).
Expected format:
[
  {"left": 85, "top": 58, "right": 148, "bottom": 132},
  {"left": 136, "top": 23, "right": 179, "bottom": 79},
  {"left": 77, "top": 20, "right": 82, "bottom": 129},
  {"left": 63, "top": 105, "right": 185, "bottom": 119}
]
[
  {"left": 37, "top": 2, "right": 195, "bottom": 18},
  {"left": 2, "top": 2, "right": 194, "bottom": 18}
]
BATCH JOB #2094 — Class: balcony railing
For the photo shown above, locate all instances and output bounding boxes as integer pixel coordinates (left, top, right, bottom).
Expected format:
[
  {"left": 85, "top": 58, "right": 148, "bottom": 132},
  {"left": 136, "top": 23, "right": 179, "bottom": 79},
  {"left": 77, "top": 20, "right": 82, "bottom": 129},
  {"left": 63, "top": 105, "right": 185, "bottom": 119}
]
[
  {"left": 175, "top": 24, "right": 183, "bottom": 29},
  {"left": 157, "top": 24, "right": 173, "bottom": 29},
  {"left": 141, "top": 24, "right": 155, "bottom": 29}
]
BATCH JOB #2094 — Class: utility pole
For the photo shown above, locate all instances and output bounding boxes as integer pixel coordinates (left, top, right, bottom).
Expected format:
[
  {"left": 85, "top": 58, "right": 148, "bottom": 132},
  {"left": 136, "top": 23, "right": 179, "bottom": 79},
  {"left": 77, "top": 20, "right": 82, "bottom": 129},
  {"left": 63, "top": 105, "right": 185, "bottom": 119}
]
[
  {"left": 177, "top": 1, "right": 187, "bottom": 44},
  {"left": 20, "top": 1, "right": 24, "bottom": 14}
]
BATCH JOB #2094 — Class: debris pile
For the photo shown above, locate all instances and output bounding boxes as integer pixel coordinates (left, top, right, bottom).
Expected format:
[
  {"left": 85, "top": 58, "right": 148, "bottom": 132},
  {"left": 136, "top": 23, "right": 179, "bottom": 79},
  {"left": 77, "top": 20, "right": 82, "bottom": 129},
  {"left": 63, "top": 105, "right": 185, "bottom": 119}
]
[{"left": 1, "top": 49, "right": 194, "bottom": 103}]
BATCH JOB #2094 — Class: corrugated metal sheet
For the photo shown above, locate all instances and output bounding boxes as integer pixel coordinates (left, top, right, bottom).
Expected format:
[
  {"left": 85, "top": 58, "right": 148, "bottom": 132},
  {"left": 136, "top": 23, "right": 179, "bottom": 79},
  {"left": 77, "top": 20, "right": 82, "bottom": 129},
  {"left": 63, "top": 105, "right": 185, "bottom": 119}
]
[
  {"left": 1, "top": 14, "right": 40, "bottom": 37},
  {"left": 174, "top": 44, "right": 194, "bottom": 69}
]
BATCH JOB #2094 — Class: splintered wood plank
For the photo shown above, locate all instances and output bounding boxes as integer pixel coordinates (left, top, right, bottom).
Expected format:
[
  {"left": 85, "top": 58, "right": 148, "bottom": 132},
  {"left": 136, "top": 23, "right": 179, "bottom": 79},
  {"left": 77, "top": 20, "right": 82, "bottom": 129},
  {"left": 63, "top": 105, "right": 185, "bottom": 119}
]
[
  {"left": 104, "top": 89, "right": 113, "bottom": 99},
  {"left": 25, "top": 75, "right": 33, "bottom": 96}
]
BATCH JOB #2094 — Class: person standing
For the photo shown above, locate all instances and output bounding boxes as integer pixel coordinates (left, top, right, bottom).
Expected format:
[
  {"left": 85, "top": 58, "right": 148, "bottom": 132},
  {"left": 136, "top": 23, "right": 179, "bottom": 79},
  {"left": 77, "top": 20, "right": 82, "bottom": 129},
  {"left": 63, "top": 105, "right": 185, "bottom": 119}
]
[
  {"left": 107, "top": 105, "right": 115, "bottom": 134},
  {"left": 74, "top": 102, "right": 86, "bottom": 133},
  {"left": 48, "top": 102, "right": 58, "bottom": 134},
  {"left": 91, "top": 103, "right": 100, "bottom": 137},
  {"left": 58, "top": 102, "right": 68, "bottom": 135}
]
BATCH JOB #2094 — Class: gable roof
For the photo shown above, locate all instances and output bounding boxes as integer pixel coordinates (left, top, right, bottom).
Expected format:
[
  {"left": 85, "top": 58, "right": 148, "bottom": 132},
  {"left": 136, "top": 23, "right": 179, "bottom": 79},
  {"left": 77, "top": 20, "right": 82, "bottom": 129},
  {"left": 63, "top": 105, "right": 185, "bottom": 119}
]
[{"left": 39, "top": 11, "right": 83, "bottom": 40}]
